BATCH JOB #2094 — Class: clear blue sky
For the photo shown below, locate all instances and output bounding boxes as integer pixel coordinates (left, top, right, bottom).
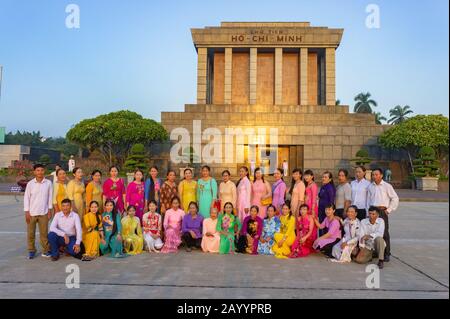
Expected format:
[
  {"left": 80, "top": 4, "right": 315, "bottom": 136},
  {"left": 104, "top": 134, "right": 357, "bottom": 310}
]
[{"left": 0, "top": 0, "right": 448, "bottom": 137}]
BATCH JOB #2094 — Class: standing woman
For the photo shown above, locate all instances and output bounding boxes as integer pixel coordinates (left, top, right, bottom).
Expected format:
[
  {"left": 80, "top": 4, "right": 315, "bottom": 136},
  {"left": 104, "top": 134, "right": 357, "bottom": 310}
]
[
  {"left": 121, "top": 205, "right": 144, "bottom": 255},
  {"left": 178, "top": 168, "right": 197, "bottom": 212},
  {"left": 53, "top": 168, "right": 68, "bottom": 213},
  {"left": 197, "top": 165, "right": 218, "bottom": 219},
  {"left": 67, "top": 167, "right": 86, "bottom": 219},
  {"left": 160, "top": 170, "right": 178, "bottom": 214},
  {"left": 85, "top": 170, "right": 103, "bottom": 214},
  {"left": 144, "top": 166, "right": 163, "bottom": 212},
  {"left": 257, "top": 205, "right": 281, "bottom": 255},
  {"left": 318, "top": 171, "right": 336, "bottom": 224},
  {"left": 272, "top": 203, "right": 296, "bottom": 259},
  {"left": 100, "top": 200, "right": 126, "bottom": 258},
  {"left": 272, "top": 168, "right": 287, "bottom": 215},
  {"left": 102, "top": 166, "right": 126, "bottom": 215},
  {"left": 217, "top": 202, "right": 241, "bottom": 254},
  {"left": 304, "top": 170, "right": 318, "bottom": 217},
  {"left": 335, "top": 169, "right": 352, "bottom": 219},
  {"left": 219, "top": 170, "right": 237, "bottom": 211},
  {"left": 126, "top": 169, "right": 146, "bottom": 222},
  {"left": 161, "top": 196, "right": 185, "bottom": 253},
  {"left": 236, "top": 166, "right": 252, "bottom": 222},
  {"left": 289, "top": 168, "right": 305, "bottom": 218},
  {"left": 251, "top": 168, "right": 272, "bottom": 219},
  {"left": 236, "top": 205, "right": 263, "bottom": 254}
]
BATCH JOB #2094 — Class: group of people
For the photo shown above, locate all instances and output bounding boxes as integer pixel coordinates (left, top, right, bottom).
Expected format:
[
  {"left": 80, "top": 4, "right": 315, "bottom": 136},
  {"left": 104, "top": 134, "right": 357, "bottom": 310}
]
[{"left": 24, "top": 162, "right": 399, "bottom": 268}]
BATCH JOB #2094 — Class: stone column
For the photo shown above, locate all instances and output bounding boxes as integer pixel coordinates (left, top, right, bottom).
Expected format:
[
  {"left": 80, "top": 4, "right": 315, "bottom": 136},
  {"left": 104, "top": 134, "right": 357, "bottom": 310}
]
[
  {"left": 249, "top": 48, "right": 257, "bottom": 105},
  {"left": 275, "top": 48, "right": 283, "bottom": 105},
  {"left": 224, "top": 48, "right": 233, "bottom": 104},
  {"left": 196, "top": 47, "right": 208, "bottom": 104},
  {"left": 325, "top": 47, "right": 336, "bottom": 106},
  {"left": 299, "top": 47, "right": 308, "bottom": 105}
]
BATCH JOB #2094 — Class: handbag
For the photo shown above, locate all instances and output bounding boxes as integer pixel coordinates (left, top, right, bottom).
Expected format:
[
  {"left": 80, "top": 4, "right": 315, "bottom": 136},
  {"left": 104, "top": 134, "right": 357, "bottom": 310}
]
[
  {"left": 209, "top": 179, "right": 221, "bottom": 211},
  {"left": 261, "top": 197, "right": 272, "bottom": 206}
]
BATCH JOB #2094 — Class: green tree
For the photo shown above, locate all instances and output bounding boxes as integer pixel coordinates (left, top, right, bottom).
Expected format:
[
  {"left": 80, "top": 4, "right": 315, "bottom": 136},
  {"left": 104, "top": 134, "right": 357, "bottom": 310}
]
[
  {"left": 39, "top": 154, "right": 51, "bottom": 166},
  {"left": 66, "top": 110, "right": 168, "bottom": 167},
  {"left": 373, "top": 112, "right": 387, "bottom": 124},
  {"left": 123, "top": 143, "right": 149, "bottom": 172},
  {"left": 412, "top": 146, "right": 440, "bottom": 177},
  {"left": 351, "top": 148, "right": 372, "bottom": 167},
  {"left": 353, "top": 92, "right": 377, "bottom": 113},
  {"left": 5, "top": 131, "right": 79, "bottom": 159},
  {"left": 335, "top": 99, "right": 341, "bottom": 106},
  {"left": 379, "top": 114, "right": 449, "bottom": 173},
  {"left": 387, "top": 105, "right": 413, "bottom": 124},
  {"left": 5, "top": 130, "right": 44, "bottom": 146}
]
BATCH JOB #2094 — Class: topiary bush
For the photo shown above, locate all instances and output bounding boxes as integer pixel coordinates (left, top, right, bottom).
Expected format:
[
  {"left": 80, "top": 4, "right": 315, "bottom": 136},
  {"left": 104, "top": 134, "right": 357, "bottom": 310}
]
[
  {"left": 351, "top": 148, "right": 372, "bottom": 167},
  {"left": 123, "top": 144, "right": 149, "bottom": 172},
  {"left": 412, "top": 146, "right": 440, "bottom": 178}
]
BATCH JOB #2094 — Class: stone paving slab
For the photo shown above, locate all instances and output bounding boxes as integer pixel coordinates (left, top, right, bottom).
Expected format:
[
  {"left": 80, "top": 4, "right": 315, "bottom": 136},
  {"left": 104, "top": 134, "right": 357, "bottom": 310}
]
[{"left": 0, "top": 196, "right": 448, "bottom": 299}]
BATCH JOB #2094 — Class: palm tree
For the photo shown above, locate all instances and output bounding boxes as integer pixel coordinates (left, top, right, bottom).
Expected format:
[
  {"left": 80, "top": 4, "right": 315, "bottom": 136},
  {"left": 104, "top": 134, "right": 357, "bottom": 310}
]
[
  {"left": 388, "top": 105, "right": 413, "bottom": 124},
  {"left": 353, "top": 92, "right": 377, "bottom": 113},
  {"left": 373, "top": 112, "right": 387, "bottom": 124}
]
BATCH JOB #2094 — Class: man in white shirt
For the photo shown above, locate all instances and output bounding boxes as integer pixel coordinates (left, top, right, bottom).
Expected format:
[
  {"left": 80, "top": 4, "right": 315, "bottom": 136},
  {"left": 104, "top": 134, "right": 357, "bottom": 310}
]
[
  {"left": 68, "top": 155, "right": 76, "bottom": 173},
  {"left": 358, "top": 206, "right": 386, "bottom": 268},
  {"left": 351, "top": 165, "right": 371, "bottom": 221},
  {"left": 48, "top": 199, "right": 82, "bottom": 261},
  {"left": 24, "top": 164, "right": 53, "bottom": 259},
  {"left": 367, "top": 168, "right": 399, "bottom": 262}
]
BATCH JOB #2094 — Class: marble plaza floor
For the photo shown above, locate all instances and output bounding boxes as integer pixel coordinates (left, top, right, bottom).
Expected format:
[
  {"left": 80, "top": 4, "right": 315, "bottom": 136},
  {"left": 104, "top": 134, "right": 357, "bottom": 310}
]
[{"left": 0, "top": 195, "right": 448, "bottom": 299}]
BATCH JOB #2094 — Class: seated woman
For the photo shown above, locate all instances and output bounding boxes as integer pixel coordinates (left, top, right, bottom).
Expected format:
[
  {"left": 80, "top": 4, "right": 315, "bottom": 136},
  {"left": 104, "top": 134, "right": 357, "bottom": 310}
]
[
  {"left": 236, "top": 205, "right": 263, "bottom": 254},
  {"left": 313, "top": 204, "right": 342, "bottom": 258},
  {"left": 331, "top": 205, "right": 361, "bottom": 263},
  {"left": 100, "top": 200, "right": 127, "bottom": 258},
  {"left": 272, "top": 202, "right": 296, "bottom": 259},
  {"left": 217, "top": 202, "right": 241, "bottom": 254},
  {"left": 257, "top": 205, "right": 280, "bottom": 255},
  {"left": 289, "top": 204, "right": 315, "bottom": 258},
  {"left": 121, "top": 205, "right": 144, "bottom": 255},
  {"left": 181, "top": 202, "right": 204, "bottom": 252},
  {"left": 161, "top": 196, "right": 185, "bottom": 253},
  {"left": 142, "top": 200, "right": 164, "bottom": 253},
  {"left": 81, "top": 201, "right": 103, "bottom": 261},
  {"left": 201, "top": 207, "right": 220, "bottom": 253}
]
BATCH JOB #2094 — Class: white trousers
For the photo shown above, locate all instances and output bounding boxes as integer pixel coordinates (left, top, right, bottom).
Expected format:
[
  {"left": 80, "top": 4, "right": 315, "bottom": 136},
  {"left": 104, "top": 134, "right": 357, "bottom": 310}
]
[{"left": 144, "top": 233, "right": 164, "bottom": 250}]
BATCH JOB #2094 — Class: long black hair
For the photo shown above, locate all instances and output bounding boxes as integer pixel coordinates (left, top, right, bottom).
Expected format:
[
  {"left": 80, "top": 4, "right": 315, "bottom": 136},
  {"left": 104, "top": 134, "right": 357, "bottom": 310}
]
[
  {"left": 88, "top": 200, "right": 101, "bottom": 228},
  {"left": 104, "top": 199, "right": 119, "bottom": 237},
  {"left": 289, "top": 168, "right": 304, "bottom": 195},
  {"left": 282, "top": 201, "right": 293, "bottom": 219},
  {"left": 146, "top": 166, "right": 159, "bottom": 202},
  {"left": 236, "top": 166, "right": 250, "bottom": 188},
  {"left": 253, "top": 167, "right": 265, "bottom": 184}
]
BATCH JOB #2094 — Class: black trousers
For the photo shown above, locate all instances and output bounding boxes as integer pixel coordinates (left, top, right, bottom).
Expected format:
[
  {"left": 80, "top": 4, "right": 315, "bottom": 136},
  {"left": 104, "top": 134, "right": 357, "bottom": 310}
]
[
  {"left": 182, "top": 232, "right": 201, "bottom": 248},
  {"left": 356, "top": 209, "right": 367, "bottom": 221},
  {"left": 378, "top": 209, "right": 391, "bottom": 257},
  {"left": 236, "top": 235, "right": 248, "bottom": 253},
  {"left": 320, "top": 238, "right": 341, "bottom": 258}
]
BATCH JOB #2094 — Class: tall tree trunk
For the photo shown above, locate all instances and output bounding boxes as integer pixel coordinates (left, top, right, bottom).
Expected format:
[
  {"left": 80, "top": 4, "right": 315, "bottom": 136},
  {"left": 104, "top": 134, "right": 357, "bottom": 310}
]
[{"left": 407, "top": 149, "right": 414, "bottom": 173}]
